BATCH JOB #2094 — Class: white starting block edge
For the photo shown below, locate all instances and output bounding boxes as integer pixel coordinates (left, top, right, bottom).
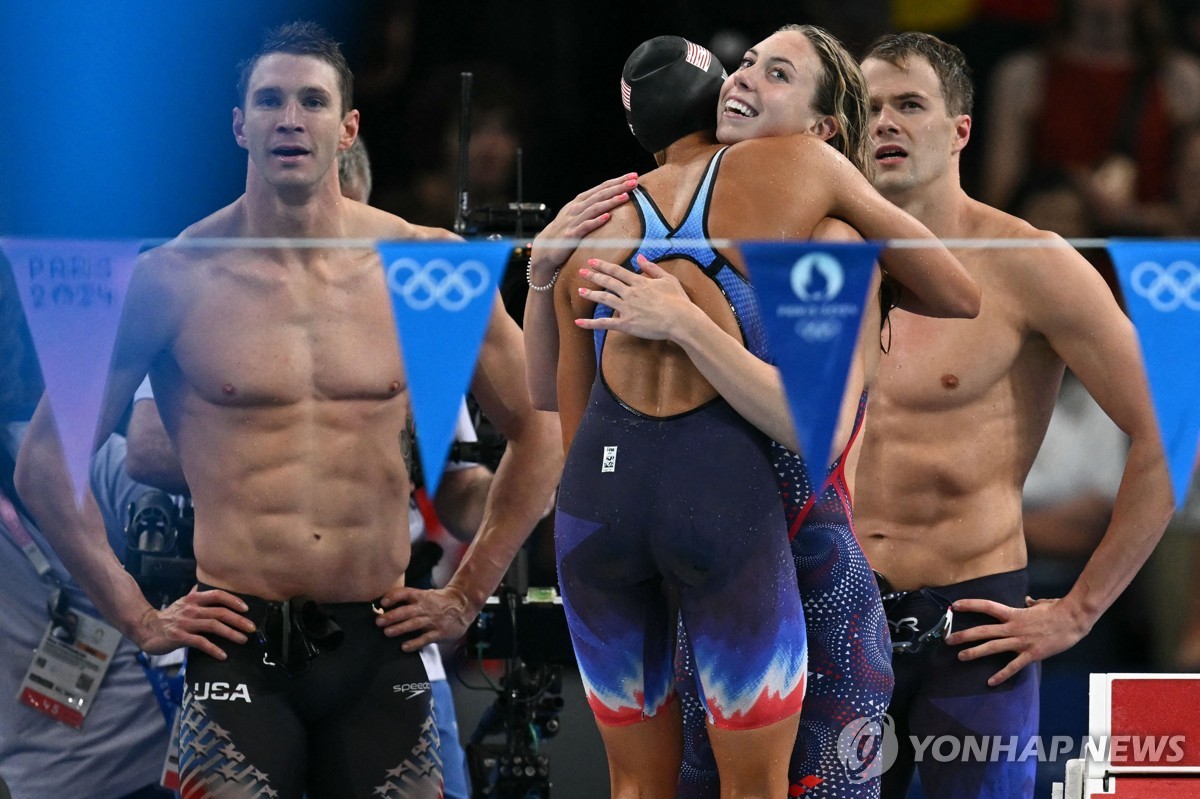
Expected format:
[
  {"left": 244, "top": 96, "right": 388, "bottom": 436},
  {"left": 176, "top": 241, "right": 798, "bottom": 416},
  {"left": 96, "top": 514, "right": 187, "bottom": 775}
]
[{"left": 1050, "top": 673, "right": 1200, "bottom": 797}]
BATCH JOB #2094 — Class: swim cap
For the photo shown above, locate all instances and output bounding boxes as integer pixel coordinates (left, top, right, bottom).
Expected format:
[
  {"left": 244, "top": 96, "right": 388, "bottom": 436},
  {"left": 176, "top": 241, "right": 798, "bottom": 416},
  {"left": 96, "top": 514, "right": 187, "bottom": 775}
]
[{"left": 621, "top": 36, "right": 726, "bottom": 154}]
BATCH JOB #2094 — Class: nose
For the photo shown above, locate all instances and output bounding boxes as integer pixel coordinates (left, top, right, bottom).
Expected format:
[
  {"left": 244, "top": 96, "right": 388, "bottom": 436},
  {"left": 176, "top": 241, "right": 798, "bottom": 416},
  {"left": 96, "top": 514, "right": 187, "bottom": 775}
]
[
  {"left": 277, "top": 99, "right": 303, "bottom": 132},
  {"left": 732, "top": 66, "right": 755, "bottom": 92},
  {"left": 873, "top": 106, "right": 899, "bottom": 137}
]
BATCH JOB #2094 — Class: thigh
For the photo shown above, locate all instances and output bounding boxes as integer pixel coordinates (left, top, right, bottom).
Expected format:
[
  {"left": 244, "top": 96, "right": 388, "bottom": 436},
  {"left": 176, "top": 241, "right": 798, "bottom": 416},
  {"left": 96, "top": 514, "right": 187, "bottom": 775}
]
[
  {"left": 306, "top": 643, "right": 440, "bottom": 799},
  {"left": 180, "top": 647, "right": 306, "bottom": 799},
  {"left": 556, "top": 507, "right": 675, "bottom": 726},
  {"left": 677, "top": 501, "right": 806, "bottom": 731},
  {"left": 792, "top": 520, "right": 895, "bottom": 797},
  {"left": 676, "top": 619, "right": 719, "bottom": 799},
  {"left": 909, "top": 651, "right": 1040, "bottom": 799}
]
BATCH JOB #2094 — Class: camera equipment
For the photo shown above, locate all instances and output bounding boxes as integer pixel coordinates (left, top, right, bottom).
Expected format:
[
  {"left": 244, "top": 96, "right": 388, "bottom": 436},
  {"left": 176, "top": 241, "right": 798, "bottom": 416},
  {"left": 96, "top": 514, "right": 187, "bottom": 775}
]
[
  {"left": 124, "top": 490, "right": 196, "bottom": 607},
  {"left": 463, "top": 553, "right": 573, "bottom": 798},
  {"left": 461, "top": 203, "right": 551, "bottom": 238}
]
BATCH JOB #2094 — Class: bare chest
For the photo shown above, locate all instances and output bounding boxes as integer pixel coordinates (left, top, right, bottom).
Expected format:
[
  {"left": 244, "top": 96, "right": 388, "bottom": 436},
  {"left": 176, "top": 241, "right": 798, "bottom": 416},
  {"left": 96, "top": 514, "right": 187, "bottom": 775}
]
[
  {"left": 173, "top": 256, "right": 404, "bottom": 405},
  {"left": 877, "top": 268, "right": 1056, "bottom": 414}
]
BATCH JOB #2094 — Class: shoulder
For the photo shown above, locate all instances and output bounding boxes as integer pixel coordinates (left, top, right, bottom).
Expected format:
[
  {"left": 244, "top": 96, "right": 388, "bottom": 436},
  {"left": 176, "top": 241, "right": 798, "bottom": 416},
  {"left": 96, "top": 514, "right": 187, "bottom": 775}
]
[
  {"left": 350, "top": 202, "right": 460, "bottom": 241},
  {"left": 720, "top": 134, "right": 849, "bottom": 195},
  {"left": 724, "top": 133, "right": 832, "bottom": 169},
  {"left": 1162, "top": 51, "right": 1200, "bottom": 121},
  {"left": 973, "top": 203, "right": 1112, "bottom": 318}
]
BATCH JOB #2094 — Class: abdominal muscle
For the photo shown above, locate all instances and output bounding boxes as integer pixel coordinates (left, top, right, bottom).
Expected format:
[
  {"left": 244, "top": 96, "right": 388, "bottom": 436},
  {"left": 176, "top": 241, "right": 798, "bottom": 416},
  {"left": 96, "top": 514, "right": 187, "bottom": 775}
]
[{"left": 174, "top": 393, "right": 412, "bottom": 603}]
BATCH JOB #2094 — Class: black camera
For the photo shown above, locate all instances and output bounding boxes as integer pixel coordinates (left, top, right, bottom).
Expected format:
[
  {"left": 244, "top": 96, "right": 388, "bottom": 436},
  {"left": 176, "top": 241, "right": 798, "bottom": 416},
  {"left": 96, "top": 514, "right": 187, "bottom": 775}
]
[
  {"left": 124, "top": 490, "right": 196, "bottom": 607},
  {"left": 463, "top": 551, "right": 573, "bottom": 798},
  {"left": 466, "top": 587, "right": 574, "bottom": 668}
]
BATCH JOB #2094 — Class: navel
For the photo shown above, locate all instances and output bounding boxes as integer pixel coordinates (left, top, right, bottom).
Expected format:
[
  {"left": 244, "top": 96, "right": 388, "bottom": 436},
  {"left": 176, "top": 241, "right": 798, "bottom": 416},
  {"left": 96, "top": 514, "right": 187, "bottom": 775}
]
[{"left": 941, "top": 373, "right": 959, "bottom": 389}]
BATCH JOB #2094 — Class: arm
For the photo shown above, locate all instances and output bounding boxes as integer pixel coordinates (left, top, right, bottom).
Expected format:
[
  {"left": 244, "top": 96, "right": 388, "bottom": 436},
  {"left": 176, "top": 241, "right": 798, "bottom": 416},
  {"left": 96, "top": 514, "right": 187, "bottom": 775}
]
[
  {"left": 949, "top": 234, "right": 1173, "bottom": 684},
  {"left": 14, "top": 256, "right": 252, "bottom": 658},
  {"left": 524, "top": 174, "right": 637, "bottom": 410},
  {"left": 125, "top": 396, "right": 189, "bottom": 495},
  {"left": 380, "top": 296, "right": 563, "bottom": 648}
]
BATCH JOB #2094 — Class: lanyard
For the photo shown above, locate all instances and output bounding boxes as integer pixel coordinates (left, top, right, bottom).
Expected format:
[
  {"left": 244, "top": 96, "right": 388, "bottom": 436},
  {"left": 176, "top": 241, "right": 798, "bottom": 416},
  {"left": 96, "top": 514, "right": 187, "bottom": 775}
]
[
  {"left": 0, "top": 490, "right": 56, "bottom": 584},
  {"left": 136, "top": 652, "right": 184, "bottom": 725}
]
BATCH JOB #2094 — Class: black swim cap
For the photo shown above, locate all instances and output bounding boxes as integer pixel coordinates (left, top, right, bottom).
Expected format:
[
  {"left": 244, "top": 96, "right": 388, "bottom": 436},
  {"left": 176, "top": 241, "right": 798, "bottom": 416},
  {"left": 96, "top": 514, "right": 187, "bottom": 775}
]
[{"left": 621, "top": 36, "right": 726, "bottom": 154}]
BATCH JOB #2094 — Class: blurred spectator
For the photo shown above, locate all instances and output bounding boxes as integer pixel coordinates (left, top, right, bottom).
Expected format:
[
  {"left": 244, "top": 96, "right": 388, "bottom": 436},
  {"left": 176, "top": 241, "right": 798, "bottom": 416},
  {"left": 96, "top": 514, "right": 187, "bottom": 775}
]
[
  {"left": 375, "top": 62, "right": 527, "bottom": 230},
  {"left": 1167, "top": 470, "right": 1200, "bottom": 669},
  {"left": 1166, "top": 123, "right": 1200, "bottom": 235},
  {"left": 984, "top": 0, "right": 1200, "bottom": 234},
  {"left": 1023, "top": 371, "right": 1129, "bottom": 562},
  {"left": 1010, "top": 170, "right": 1126, "bottom": 301},
  {"left": 0, "top": 258, "right": 173, "bottom": 798}
]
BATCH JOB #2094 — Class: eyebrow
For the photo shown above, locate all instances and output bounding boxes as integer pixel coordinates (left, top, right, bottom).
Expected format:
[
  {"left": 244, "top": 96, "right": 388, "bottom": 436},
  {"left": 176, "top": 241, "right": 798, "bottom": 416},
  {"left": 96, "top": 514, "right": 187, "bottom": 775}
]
[
  {"left": 744, "top": 49, "right": 796, "bottom": 71},
  {"left": 251, "top": 85, "right": 333, "bottom": 99},
  {"left": 764, "top": 55, "right": 797, "bottom": 70}
]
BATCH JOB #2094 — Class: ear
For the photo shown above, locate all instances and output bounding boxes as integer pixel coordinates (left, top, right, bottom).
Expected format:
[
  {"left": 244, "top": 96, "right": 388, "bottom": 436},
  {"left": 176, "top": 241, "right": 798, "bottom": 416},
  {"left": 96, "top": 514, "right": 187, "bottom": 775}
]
[
  {"left": 951, "top": 114, "right": 971, "bottom": 155},
  {"left": 232, "top": 107, "right": 247, "bottom": 150},
  {"left": 338, "top": 109, "right": 361, "bottom": 152},
  {"left": 809, "top": 115, "right": 838, "bottom": 143}
]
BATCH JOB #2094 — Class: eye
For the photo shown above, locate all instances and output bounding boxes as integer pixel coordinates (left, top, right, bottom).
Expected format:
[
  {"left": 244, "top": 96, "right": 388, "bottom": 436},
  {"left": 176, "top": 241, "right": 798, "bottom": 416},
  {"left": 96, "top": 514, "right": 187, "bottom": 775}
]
[
  {"left": 769, "top": 67, "right": 788, "bottom": 82},
  {"left": 256, "top": 95, "right": 280, "bottom": 108},
  {"left": 738, "top": 57, "right": 753, "bottom": 70},
  {"left": 303, "top": 96, "right": 326, "bottom": 109}
]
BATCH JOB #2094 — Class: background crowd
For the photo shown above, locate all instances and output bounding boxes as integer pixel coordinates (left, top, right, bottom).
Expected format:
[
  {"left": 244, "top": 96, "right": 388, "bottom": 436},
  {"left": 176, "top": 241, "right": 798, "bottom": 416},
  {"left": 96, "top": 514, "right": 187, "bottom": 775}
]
[{"left": 3, "top": 1, "right": 1200, "bottom": 797}]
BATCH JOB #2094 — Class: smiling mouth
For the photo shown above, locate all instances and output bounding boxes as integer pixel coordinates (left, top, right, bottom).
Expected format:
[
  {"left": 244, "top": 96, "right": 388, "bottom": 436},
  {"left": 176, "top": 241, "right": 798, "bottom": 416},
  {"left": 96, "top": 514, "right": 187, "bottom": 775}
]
[{"left": 723, "top": 99, "right": 757, "bottom": 118}]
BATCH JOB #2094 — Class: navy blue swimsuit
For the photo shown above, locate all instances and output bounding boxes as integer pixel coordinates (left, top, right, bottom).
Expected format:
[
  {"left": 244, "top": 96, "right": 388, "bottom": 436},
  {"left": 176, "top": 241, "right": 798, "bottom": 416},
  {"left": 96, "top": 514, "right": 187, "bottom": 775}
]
[{"left": 555, "top": 148, "right": 808, "bottom": 730}]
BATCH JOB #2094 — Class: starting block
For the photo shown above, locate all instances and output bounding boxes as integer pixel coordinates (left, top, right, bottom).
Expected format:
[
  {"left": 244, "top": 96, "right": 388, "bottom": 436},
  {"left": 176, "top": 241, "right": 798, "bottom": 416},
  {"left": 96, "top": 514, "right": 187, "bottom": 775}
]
[{"left": 1053, "top": 673, "right": 1200, "bottom": 797}]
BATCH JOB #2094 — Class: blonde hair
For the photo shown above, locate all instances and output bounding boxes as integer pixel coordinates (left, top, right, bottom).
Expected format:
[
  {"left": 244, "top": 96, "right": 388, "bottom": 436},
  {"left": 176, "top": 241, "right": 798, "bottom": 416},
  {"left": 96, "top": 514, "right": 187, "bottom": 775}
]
[{"left": 777, "top": 24, "right": 874, "bottom": 179}]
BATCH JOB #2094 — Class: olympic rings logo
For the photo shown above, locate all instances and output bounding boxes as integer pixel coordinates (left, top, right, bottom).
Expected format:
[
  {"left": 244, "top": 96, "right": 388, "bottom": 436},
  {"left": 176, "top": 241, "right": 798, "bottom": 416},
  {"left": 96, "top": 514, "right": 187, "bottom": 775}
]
[
  {"left": 1130, "top": 260, "right": 1200, "bottom": 312},
  {"left": 386, "top": 257, "right": 490, "bottom": 312},
  {"left": 795, "top": 318, "right": 842, "bottom": 342}
]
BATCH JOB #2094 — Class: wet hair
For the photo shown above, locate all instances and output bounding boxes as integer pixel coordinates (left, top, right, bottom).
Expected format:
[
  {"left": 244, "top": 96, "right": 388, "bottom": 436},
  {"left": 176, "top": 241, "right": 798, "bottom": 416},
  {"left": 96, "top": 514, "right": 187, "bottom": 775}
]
[
  {"left": 863, "top": 31, "right": 974, "bottom": 117},
  {"left": 776, "top": 24, "right": 874, "bottom": 180},
  {"left": 777, "top": 26, "right": 898, "bottom": 336},
  {"left": 338, "top": 136, "right": 373, "bottom": 202},
  {"left": 237, "top": 21, "right": 354, "bottom": 115}
]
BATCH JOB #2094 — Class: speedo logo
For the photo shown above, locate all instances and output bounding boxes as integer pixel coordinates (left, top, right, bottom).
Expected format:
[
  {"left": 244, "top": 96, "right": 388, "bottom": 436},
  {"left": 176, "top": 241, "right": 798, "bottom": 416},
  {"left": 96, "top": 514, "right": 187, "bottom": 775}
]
[
  {"left": 393, "top": 681, "right": 431, "bottom": 699},
  {"left": 190, "top": 681, "right": 252, "bottom": 702}
]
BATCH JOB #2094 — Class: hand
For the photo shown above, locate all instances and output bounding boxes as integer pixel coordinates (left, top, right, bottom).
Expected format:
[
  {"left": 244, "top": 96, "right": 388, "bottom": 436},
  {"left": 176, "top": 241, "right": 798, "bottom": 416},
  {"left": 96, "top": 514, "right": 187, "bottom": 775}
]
[
  {"left": 528, "top": 174, "right": 637, "bottom": 283},
  {"left": 374, "top": 584, "right": 475, "bottom": 652},
  {"left": 946, "top": 595, "right": 1090, "bottom": 686},
  {"left": 575, "top": 255, "right": 697, "bottom": 341},
  {"left": 135, "top": 585, "right": 257, "bottom": 660}
]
